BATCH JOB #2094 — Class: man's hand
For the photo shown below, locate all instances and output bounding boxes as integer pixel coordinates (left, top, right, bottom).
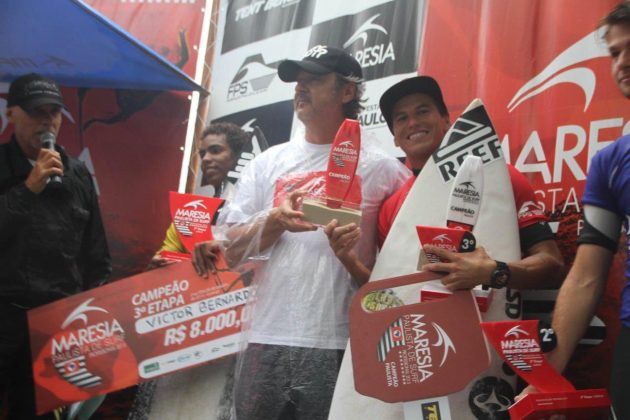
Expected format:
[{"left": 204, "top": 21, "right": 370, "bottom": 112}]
[
  {"left": 192, "top": 240, "right": 222, "bottom": 278},
  {"left": 146, "top": 255, "right": 175, "bottom": 271},
  {"left": 422, "top": 245, "right": 495, "bottom": 291},
  {"left": 324, "top": 219, "right": 370, "bottom": 286},
  {"left": 24, "top": 148, "right": 63, "bottom": 193},
  {"left": 324, "top": 219, "right": 360, "bottom": 262},
  {"left": 515, "top": 385, "right": 538, "bottom": 402},
  {"left": 267, "top": 190, "right": 317, "bottom": 234}
]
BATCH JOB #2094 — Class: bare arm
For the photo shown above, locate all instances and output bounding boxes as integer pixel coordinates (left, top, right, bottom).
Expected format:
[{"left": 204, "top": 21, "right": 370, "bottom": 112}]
[
  {"left": 422, "top": 238, "right": 564, "bottom": 291},
  {"left": 546, "top": 244, "right": 612, "bottom": 372},
  {"left": 517, "top": 243, "right": 613, "bottom": 400},
  {"left": 506, "top": 239, "right": 565, "bottom": 289}
]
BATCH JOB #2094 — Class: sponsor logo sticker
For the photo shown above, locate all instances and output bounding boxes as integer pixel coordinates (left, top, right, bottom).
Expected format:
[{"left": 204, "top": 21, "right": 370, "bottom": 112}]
[
  {"left": 421, "top": 401, "right": 442, "bottom": 420},
  {"left": 51, "top": 298, "right": 128, "bottom": 389},
  {"left": 433, "top": 109, "right": 503, "bottom": 183},
  {"left": 228, "top": 54, "right": 280, "bottom": 101},
  {"left": 376, "top": 314, "right": 456, "bottom": 387}
]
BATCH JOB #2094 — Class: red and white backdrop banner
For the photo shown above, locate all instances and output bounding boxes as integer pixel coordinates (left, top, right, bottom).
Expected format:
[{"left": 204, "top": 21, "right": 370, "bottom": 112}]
[
  {"left": 204, "top": 0, "right": 625, "bottom": 395},
  {"left": 418, "top": 0, "right": 624, "bottom": 391}
]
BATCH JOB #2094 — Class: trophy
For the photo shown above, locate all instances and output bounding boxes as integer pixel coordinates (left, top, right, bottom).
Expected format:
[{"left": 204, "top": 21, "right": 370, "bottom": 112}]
[
  {"left": 301, "top": 119, "right": 362, "bottom": 226},
  {"left": 481, "top": 320, "right": 610, "bottom": 419},
  {"left": 165, "top": 192, "right": 224, "bottom": 261}
]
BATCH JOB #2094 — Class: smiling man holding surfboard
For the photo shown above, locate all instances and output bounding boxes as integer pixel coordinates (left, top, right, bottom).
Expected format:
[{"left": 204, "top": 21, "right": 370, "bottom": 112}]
[
  {"left": 328, "top": 76, "right": 566, "bottom": 420},
  {"left": 216, "top": 45, "right": 408, "bottom": 420},
  {"left": 378, "top": 75, "right": 564, "bottom": 293}
]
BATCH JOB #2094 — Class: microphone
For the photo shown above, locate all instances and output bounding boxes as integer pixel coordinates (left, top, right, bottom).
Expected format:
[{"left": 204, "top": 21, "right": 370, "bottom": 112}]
[{"left": 40, "top": 131, "right": 62, "bottom": 184}]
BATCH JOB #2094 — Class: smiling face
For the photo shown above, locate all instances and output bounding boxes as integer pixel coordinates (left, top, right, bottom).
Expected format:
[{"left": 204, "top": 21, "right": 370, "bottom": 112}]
[
  {"left": 391, "top": 93, "right": 450, "bottom": 170},
  {"left": 6, "top": 104, "right": 63, "bottom": 160},
  {"left": 607, "top": 22, "right": 630, "bottom": 99},
  {"left": 199, "top": 133, "right": 236, "bottom": 189}
]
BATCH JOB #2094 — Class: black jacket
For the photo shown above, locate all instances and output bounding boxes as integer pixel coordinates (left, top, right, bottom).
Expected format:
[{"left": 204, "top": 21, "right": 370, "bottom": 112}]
[{"left": 0, "top": 136, "right": 111, "bottom": 306}]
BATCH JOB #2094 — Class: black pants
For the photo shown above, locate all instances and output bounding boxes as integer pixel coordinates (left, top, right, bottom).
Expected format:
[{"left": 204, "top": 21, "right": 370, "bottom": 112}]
[
  {"left": 611, "top": 325, "right": 630, "bottom": 420},
  {"left": 0, "top": 303, "right": 54, "bottom": 420},
  {"left": 233, "top": 343, "right": 344, "bottom": 420}
]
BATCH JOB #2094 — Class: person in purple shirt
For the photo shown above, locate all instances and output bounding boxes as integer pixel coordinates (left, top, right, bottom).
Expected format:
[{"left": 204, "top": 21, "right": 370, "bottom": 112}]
[{"left": 519, "top": 3, "right": 630, "bottom": 418}]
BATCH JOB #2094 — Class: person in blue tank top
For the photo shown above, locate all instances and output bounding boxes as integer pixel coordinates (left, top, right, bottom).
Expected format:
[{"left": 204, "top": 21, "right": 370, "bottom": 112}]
[{"left": 520, "top": 3, "right": 630, "bottom": 418}]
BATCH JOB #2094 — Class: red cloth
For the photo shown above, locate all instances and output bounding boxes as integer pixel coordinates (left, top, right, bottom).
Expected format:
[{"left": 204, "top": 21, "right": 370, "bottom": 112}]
[{"left": 377, "top": 165, "right": 548, "bottom": 247}]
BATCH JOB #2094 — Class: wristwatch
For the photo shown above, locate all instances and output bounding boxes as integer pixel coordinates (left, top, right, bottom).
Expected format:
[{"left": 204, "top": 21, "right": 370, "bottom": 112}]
[{"left": 489, "top": 260, "right": 510, "bottom": 289}]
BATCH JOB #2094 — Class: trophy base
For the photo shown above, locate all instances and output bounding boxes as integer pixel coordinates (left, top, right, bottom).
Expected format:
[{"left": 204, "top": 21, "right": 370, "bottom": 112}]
[
  {"left": 509, "top": 389, "right": 610, "bottom": 419},
  {"left": 302, "top": 198, "right": 361, "bottom": 227}
]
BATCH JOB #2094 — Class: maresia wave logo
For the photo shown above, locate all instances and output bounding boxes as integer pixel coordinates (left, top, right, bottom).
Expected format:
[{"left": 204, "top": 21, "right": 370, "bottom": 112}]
[
  {"left": 50, "top": 299, "right": 127, "bottom": 389},
  {"left": 508, "top": 28, "right": 608, "bottom": 113},
  {"left": 343, "top": 14, "right": 388, "bottom": 48},
  {"left": 343, "top": 13, "right": 395, "bottom": 69},
  {"left": 377, "top": 314, "right": 456, "bottom": 383},
  {"left": 183, "top": 199, "right": 207, "bottom": 210}
]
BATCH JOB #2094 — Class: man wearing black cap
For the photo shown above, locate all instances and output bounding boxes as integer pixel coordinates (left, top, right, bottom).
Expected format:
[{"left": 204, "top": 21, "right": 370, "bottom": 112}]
[
  {"left": 209, "top": 46, "right": 408, "bottom": 419},
  {"left": 0, "top": 73, "right": 111, "bottom": 418},
  {"left": 377, "top": 75, "right": 564, "bottom": 296}
]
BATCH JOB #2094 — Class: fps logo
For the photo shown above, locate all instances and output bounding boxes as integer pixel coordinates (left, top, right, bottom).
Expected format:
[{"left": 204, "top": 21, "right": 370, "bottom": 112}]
[{"left": 228, "top": 54, "right": 281, "bottom": 101}]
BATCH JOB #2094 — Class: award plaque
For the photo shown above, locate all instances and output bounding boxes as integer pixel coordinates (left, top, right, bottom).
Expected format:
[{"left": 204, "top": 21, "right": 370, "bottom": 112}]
[
  {"left": 302, "top": 118, "right": 362, "bottom": 226},
  {"left": 349, "top": 271, "right": 490, "bottom": 402},
  {"left": 481, "top": 320, "right": 610, "bottom": 419}
]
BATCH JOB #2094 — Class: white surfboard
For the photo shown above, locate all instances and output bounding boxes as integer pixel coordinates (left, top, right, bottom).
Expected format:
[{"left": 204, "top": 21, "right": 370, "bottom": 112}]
[{"left": 329, "top": 99, "right": 522, "bottom": 420}]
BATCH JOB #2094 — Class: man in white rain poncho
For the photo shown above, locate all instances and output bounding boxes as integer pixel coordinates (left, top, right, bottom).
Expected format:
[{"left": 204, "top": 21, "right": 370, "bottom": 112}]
[{"left": 198, "top": 45, "right": 409, "bottom": 420}]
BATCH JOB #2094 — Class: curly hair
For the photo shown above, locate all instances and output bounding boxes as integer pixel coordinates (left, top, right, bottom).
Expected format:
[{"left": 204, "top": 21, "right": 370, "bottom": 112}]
[{"left": 201, "top": 122, "right": 249, "bottom": 157}]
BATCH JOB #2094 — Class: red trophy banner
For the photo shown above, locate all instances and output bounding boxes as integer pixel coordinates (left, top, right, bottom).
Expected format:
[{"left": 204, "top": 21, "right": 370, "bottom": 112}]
[
  {"left": 415, "top": 226, "right": 492, "bottom": 312},
  {"left": 28, "top": 261, "right": 253, "bottom": 415},
  {"left": 350, "top": 271, "right": 490, "bottom": 402},
  {"left": 169, "top": 192, "right": 224, "bottom": 254},
  {"left": 415, "top": 225, "right": 476, "bottom": 265},
  {"left": 302, "top": 119, "right": 362, "bottom": 226},
  {"left": 326, "top": 118, "right": 361, "bottom": 209},
  {"left": 481, "top": 320, "right": 610, "bottom": 419}
]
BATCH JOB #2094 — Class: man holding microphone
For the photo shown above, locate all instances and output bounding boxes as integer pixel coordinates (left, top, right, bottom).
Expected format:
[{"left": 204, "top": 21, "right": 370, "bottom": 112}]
[{"left": 0, "top": 73, "right": 111, "bottom": 418}]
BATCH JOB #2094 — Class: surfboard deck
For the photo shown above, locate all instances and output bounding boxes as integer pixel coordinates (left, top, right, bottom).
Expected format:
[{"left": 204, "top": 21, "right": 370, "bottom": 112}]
[{"left": 328, "top": 99, "right": 522, "bottom": 420}]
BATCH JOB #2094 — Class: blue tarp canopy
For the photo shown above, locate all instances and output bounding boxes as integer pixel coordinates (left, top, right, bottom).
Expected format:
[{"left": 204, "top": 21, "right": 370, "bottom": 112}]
[{"left": 0, "top": 0, "right": 205, "bottom": 92}]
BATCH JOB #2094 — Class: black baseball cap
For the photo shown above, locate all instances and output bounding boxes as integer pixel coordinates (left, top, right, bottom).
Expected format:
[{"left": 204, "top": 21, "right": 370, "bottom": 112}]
[
  {"left": 278, "top": 45, "right": 363, "bottom": 82},
  {"left": 7, "top": 73, "right": 65, "bottom": 112},
  {"left": 379, "top": 76, "right": 447, "bottom": 133}
]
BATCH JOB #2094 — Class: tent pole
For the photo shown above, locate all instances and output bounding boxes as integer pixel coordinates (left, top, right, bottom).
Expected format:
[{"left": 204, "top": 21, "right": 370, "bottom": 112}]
[{"left": 179, "top": 0, "right": 217, "bottom": 193}]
